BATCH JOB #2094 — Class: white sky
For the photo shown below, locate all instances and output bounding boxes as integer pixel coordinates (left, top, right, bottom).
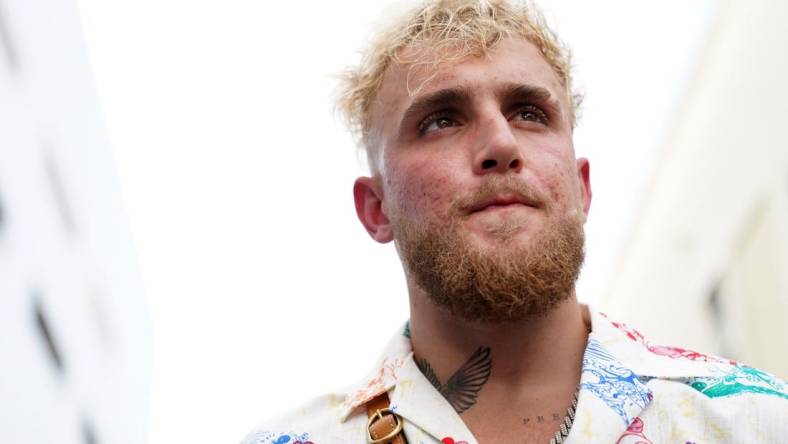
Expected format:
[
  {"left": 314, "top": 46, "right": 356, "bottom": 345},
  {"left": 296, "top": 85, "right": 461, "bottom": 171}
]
[{"left": 75, "top": 1, "right": 715, "bottom": 442}]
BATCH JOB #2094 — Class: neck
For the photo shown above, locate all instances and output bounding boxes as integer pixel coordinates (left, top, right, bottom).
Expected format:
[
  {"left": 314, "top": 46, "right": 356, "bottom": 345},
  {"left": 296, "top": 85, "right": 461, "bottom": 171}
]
[{"left": 407, "top": 283, "right": 590, "bottom": 414}]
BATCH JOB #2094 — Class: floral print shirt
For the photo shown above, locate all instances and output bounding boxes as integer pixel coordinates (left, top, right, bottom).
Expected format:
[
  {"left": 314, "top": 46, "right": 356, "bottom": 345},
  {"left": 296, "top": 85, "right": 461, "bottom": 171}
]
[{"left": 241, "top": 309, "right": 788, "bottom": 444}]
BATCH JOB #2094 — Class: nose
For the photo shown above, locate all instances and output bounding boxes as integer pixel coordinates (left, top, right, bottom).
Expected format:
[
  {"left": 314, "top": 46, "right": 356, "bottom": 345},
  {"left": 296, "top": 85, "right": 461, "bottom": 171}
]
[{"left": 472, "top": 114, "right": 523, "bottom": 175}]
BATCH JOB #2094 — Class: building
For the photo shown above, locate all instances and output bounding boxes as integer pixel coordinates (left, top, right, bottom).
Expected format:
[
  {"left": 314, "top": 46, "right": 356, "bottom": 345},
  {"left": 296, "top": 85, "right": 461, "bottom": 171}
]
[
  {"left": 0, "top": 0, "right": 150, "bottom": 443},
  {"left": 603, "top": 0, "right": 788, "bottom": 377}
]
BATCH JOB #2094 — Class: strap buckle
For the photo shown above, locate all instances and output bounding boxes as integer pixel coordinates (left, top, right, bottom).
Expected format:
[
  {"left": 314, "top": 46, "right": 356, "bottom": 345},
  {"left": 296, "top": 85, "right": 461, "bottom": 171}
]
[{"left": 366, "top": 407, "right": 404, "bottom": 443}]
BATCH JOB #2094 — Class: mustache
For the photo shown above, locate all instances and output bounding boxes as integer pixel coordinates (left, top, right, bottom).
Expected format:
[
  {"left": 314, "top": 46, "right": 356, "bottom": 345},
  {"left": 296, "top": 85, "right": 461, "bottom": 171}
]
[{"left": 453, "top": 176, "right": 545, "bottom": 213}]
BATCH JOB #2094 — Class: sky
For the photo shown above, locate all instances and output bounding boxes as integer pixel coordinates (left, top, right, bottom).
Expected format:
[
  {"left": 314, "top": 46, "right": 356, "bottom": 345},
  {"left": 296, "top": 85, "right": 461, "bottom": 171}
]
[{"left": 75, "top": 1, "right": 716, "bottom": 442}]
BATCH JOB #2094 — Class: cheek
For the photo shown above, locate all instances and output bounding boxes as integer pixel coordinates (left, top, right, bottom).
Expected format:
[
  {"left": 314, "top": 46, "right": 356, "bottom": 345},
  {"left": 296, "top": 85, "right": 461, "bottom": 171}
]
[
  {"left": 384, "top": 161, "right": 456, "bottom": 221},
  {"left": 548, "top": 169, "right": 571, "bottom": 202},
  {"left": 538, "top": 158, "right": 581, "bottom": 209}
]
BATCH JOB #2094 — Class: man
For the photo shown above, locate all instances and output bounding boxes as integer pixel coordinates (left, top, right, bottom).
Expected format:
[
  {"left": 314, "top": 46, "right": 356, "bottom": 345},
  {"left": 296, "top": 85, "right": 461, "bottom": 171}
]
[{"left": 242, "top": 1, "right": 787, "bottom": 443}]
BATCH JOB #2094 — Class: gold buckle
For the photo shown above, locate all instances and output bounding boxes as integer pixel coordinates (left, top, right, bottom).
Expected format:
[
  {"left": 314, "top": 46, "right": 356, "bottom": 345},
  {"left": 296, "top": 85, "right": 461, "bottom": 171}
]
[{"left": 366, "top": 408, "right": 404, "bottom": 443}]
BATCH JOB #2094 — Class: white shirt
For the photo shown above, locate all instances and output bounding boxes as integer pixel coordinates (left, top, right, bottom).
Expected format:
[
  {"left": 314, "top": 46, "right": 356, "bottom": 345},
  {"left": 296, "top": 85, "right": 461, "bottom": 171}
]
[{"left": 242, "top": 309, "right": 788, "bottom": 443}]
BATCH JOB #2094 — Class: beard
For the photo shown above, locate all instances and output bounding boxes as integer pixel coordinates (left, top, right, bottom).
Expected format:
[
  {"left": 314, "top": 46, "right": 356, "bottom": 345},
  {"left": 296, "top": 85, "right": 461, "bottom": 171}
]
[{"left": 390, "top": 182, "right": 585, "bottom": 323}]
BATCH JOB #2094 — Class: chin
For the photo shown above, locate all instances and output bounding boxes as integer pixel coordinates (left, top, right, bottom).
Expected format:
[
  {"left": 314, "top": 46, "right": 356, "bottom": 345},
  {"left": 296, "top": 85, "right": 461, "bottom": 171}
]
[{"left": 466, "top": 221, "right": 542, "bottom": 246}]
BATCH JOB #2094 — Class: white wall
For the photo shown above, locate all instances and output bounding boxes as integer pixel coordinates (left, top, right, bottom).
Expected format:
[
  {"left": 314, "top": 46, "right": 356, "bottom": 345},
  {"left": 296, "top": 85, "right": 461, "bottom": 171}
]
[
  {"left": 603, "top": 0, "right": 788, "bottom": 376},
  {"left": 0, "top": 1, "right": 150, "bottom": 443}
]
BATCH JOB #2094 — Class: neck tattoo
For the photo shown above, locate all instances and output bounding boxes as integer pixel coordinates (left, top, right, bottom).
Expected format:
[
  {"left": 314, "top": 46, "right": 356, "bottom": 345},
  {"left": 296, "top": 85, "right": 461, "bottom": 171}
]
[
  {"left": 415, "top": 346, "right": 580, "bottom": 443},
  {"left": 415, "top": 346, "right": 492, "bottom": 414}
]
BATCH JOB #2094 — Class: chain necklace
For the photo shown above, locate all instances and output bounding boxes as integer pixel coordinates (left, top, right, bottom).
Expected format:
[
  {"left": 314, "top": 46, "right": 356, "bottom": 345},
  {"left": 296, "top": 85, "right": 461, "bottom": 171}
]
[{"left": 548, "top": 389, "right": 579, "bottom": 444}]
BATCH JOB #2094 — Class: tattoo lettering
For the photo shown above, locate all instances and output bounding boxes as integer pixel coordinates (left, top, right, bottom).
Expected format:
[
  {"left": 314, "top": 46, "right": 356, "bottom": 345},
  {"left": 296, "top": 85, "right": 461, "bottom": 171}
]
[
  {"left": 522, "top": 413, "right": 564, "bottom": 426},
  {"left": 415, "top": 346, "right": 492, "bottom": 414}
]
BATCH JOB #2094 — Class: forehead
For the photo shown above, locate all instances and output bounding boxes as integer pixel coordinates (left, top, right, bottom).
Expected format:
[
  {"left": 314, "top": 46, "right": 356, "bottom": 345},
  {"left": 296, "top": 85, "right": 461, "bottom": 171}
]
[{"left": 369, "top": 36, "right": 569, "bottom": 137}]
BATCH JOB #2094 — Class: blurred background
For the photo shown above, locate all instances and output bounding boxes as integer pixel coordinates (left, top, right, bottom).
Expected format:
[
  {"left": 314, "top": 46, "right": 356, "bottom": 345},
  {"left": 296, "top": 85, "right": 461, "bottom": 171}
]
[{"left": 1, "top": 0, "right": 785, "bottom": 443}]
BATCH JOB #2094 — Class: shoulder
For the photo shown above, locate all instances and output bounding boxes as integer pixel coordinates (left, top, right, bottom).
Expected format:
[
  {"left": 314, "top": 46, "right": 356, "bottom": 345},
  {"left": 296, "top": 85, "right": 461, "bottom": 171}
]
[
  {"left": 239, "top": 393, "right": 367, "bottom": 444},
  {"left": 643, "top": 366, "right": 788, "bottom": 441},
  {"left": 590, "top": 311, "right": 788, "bottom": 440},
  {"left": 594, "top": 311, "right": 787, "bottom": 395},
  {"left": 647, "top": 361, "right": 788, "bottom": 407}
]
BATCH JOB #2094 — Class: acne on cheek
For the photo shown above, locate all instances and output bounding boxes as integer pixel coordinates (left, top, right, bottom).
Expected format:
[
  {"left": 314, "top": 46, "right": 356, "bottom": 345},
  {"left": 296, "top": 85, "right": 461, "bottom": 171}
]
[
  {"left": 410, "top": 178, "right": 449, "bottom": 214},
  {"left": 541, "top": 169, "right": 574, "bottom": 205},
  {"left": 386, "top": 165, "right": 453, "bottom": 219},
  {"left": 551, "top": 175, "right": 588, "bottom": 217}
]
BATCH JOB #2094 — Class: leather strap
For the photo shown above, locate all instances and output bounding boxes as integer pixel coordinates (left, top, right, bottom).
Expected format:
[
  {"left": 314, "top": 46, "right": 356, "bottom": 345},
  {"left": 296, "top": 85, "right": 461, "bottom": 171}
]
[{"left": 365, "top": 392, "right": 407, "bottom": 444}]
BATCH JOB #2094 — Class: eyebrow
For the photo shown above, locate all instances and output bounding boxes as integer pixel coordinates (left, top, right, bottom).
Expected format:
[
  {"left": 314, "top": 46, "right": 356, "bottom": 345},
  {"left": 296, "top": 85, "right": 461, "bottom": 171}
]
[
  {"left": 500, "top": 83, "right": 563, "bottom": 119},
  {"left": 399, "top": 86, "right": 474, "bottom": 129},
  {"left": 502, "top": 83, "right": 551, "bottom": 103},
  {"left": 398, "top": 82, "right": 563, "bottom": 131}
]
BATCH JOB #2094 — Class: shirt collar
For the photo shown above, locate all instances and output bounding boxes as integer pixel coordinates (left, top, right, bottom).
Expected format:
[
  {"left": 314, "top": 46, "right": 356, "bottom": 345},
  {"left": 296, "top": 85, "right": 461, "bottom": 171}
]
[
  {"left": 338, "top": 323, "right": 475, "bottom": 440},
  {"left": 339, "top": 306, "right": 730, "bottom": 424},
  {"left": 566, "top": 309, "right": 734, "bottom": 442},
  {"left": 590, "top": 310, "right": 735, "bottom": 379},
  {"left": 338, "top": 323, "right": 412, "bottom": 422}
]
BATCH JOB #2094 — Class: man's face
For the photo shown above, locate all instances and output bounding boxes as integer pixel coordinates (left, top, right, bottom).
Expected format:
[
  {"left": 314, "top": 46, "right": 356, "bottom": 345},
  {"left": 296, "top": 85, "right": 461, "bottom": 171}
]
[{"left": 355, "top": 37, "right": 592, "bottom": 321}]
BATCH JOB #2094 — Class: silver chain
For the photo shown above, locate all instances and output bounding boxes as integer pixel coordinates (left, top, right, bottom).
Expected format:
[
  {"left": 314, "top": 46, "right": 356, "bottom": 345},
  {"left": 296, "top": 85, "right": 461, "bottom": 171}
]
[{"left": 548, "top": 389, "right": 579, "bottom": 444}]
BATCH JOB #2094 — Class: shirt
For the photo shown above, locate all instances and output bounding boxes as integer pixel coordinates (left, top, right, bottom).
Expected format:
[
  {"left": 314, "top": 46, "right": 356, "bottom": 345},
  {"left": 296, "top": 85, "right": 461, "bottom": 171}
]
[{"left": 241, "top": 309, "right": 788, "bottom": 444}]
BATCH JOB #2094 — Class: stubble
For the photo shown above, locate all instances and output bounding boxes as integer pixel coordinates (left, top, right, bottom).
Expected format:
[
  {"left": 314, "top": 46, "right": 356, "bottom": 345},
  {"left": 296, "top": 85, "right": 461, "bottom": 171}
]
[{"left": 391, "top": 185, "right": 585, "bottom": 323}]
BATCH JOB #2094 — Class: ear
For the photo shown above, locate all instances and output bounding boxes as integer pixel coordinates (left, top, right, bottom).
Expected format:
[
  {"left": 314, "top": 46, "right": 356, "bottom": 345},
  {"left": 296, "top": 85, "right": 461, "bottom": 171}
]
[
  {"left": 353, "top": 176, "right": 394, "bottom": 243},
  {"left": 576, "top": 157, "right": 592, "bottom": 218}
]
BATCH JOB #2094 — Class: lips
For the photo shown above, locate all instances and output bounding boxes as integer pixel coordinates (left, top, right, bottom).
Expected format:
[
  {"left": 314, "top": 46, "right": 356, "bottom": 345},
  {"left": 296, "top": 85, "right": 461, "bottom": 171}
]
[{"left": 468, "top": 194, "right": 538, "bottom": 213}]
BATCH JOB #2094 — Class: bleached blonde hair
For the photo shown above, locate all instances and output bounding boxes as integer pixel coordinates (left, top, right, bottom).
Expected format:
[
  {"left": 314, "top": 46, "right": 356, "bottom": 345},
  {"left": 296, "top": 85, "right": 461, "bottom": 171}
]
[{"left": 336, "top": 0, "right": 581, "bottom": 169}]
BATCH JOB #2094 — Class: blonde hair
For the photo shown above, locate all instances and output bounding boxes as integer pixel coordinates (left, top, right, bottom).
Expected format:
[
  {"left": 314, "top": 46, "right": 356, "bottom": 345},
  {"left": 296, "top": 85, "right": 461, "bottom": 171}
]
[{"left": 336, "top": 0, "right": 581, "bottom": 168}]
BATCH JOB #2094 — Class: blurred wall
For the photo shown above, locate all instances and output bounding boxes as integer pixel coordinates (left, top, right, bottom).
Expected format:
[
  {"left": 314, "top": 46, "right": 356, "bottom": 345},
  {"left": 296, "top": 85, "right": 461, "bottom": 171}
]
[
  {"left": 602, "top": 0, "right": 788, "bottom": 377},
  {"left": 0, "top": 0, "right": 150, "bottom": 443}
]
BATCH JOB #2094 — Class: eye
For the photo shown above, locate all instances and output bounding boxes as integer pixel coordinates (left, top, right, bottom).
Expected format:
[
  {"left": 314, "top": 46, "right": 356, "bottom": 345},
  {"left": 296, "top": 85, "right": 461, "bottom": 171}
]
[
  {"left": 418, "top": 112, "right": 459, "bottom": 135},
  {"left": 513, "top": 104, "right": 549, "bottom": 124}
]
